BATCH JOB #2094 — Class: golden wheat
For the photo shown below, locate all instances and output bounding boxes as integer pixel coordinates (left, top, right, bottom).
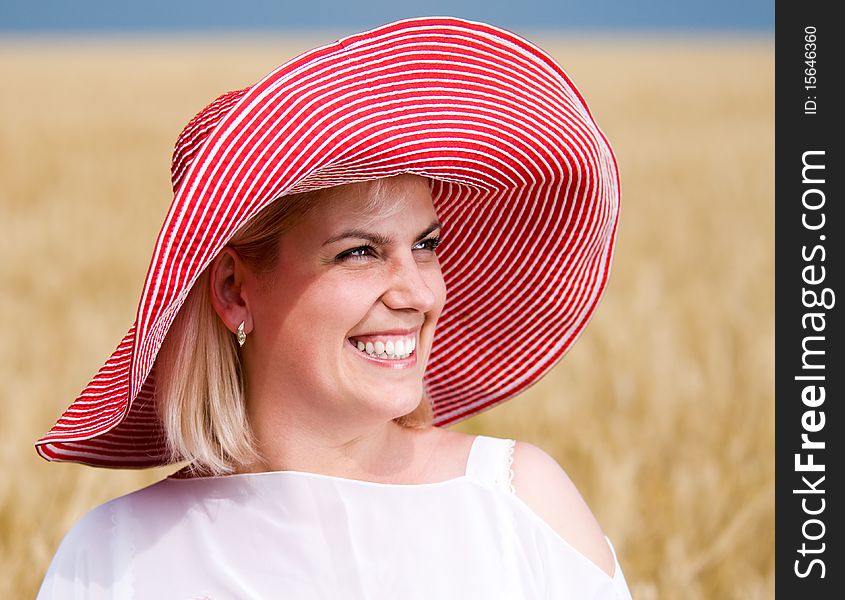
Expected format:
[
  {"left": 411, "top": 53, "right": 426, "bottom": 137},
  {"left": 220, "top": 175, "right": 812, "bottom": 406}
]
[{"left": 0, "top": 34, "right": 773, "bottom": 598}]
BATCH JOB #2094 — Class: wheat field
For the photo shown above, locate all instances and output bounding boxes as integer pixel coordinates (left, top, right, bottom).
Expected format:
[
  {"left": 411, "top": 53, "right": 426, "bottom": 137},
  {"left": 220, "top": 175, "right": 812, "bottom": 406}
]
[{"left": 0, "top": 33, "right": 773, "bottom": 598}]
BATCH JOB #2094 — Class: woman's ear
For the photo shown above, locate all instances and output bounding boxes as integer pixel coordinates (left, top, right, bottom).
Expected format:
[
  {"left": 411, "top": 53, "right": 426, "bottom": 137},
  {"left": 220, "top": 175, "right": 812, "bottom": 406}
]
[{"left": 209, "top": 247, "right": 253, "bottom": 334}]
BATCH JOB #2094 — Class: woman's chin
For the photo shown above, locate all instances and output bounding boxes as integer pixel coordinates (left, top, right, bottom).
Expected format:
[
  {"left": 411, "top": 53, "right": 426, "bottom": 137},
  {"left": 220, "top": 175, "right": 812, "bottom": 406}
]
[{"left": 353, "top": 387, "right": 424, "bottom": 422}]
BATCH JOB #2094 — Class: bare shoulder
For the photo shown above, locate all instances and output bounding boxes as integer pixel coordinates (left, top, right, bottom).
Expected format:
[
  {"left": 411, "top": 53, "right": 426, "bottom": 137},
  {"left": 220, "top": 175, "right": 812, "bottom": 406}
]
[{"left": 511, "top": 440, "right": 616, "bottom": 577}]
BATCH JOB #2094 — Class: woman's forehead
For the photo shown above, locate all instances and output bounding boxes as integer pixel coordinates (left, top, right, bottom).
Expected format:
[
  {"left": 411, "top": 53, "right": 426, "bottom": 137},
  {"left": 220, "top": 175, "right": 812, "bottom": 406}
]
[{"left": 308, "top": 175, "right": 437, "bottom": 233}]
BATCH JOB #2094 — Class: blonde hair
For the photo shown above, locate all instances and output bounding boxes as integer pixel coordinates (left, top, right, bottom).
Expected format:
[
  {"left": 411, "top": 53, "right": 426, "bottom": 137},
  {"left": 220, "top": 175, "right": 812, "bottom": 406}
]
[{"left": 155, "top": 177, "right": 434, "bottom": 475}]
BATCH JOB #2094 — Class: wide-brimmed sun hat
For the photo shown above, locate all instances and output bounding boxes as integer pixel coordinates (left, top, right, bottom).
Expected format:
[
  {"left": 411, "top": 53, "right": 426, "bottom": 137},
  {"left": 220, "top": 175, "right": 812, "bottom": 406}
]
[{"left": 36, "top": 16, "right": 620, "bottom": 468}]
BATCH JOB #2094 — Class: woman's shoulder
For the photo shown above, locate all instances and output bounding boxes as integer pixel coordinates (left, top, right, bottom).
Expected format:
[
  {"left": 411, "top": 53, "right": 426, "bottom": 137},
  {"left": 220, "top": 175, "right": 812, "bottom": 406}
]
[
  {"left": 37, "top": 499, "right": 118, "bottom": 598},
  {"left": 437, "top": 431, "right": 617, "bottom": 578},
  {"left": 37, "top": 481, "right": 171, "bottom": 598},
  {"left": 48, "top": 484, "right": 151, "bottom": 554},
  {"left": 49, "top": 497, "right": 118, "bottom": 558},
  {"left": 510, "top": 439, "right": 617, "bottom": 577}
]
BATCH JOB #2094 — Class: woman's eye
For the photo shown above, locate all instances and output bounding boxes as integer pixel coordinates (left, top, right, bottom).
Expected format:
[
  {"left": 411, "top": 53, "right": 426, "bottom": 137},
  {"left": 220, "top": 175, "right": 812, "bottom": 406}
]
[
  {"left": 414, "top": 237, "right": 441, "bottom": 252},
  {"left": 336, "top": 237, "right": 440, "bottom": 262},
  {"left": 338, "top": 245, "right": 377, "bottom": 261}
]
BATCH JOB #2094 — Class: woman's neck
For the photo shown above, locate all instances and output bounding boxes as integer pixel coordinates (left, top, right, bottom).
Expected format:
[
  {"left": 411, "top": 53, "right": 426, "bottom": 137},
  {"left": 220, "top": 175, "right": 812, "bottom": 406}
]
[{"left": 239, "top": 419, "right": 439, "bottom": 483}]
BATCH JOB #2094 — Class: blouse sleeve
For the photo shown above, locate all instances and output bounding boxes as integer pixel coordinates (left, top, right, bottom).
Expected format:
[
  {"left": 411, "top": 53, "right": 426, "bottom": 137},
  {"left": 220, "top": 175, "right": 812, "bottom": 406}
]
[{"left": 36, "top": 503, "right": 121, "bottom": 600}]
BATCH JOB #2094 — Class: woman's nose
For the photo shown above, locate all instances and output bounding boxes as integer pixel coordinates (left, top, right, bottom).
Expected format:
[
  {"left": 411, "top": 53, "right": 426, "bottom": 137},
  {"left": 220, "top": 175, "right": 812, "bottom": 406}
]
[{"left": 380, "top": 255, "right": 438, "bottom": 313}]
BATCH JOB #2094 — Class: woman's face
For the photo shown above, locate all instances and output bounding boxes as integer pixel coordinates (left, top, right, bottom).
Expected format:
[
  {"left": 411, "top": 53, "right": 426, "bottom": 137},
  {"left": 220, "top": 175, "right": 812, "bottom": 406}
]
[{"left": 243, "top": 175, "right": 446, "bottom": 427}]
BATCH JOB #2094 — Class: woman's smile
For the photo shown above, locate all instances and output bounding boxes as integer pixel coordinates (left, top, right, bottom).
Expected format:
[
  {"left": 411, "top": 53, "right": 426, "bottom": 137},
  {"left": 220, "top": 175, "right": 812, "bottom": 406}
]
[
  {"left": 346, "top": 328, "right": 420, "bottom": 369},
  {"left": 345, "top": 338, "right": 418, "bottom": 369}
]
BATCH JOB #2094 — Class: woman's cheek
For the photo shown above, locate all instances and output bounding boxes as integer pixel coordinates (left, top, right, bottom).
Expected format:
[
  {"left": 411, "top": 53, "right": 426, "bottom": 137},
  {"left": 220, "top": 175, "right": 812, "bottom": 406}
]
[{"left": 330, "top": 274, "right": 387, "bottom": 313}]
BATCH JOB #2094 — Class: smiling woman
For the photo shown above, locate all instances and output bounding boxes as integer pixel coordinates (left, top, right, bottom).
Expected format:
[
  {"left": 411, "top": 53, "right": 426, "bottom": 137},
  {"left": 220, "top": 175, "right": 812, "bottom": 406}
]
[
  {"left": 232, "top": 177, "right": 446, "bottom": 474},
  {"left": 35, "top": 16, "right": 630, "bottom": 599},
  {"left": 156, "top": 176, "right": 444, "bottom": 476}
]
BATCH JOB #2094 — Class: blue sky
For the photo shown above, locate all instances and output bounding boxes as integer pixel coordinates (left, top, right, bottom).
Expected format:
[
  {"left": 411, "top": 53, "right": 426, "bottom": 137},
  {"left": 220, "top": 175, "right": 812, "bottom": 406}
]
[{"left": 1, "top": 0, "right": 773, "bottom": 32}]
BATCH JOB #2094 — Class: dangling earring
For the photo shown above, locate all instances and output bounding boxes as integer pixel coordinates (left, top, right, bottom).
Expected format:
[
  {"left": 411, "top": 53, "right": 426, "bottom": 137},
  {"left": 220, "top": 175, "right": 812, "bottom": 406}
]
[{"left": 236, "top": 321, "right": 247, "bottom": 347}]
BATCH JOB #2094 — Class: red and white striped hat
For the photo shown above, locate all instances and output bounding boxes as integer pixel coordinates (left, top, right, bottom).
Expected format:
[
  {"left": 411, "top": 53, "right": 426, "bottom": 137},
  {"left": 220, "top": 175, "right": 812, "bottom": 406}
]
[{"left": 36, "top": 16, "right": 620, "bottom": 468}]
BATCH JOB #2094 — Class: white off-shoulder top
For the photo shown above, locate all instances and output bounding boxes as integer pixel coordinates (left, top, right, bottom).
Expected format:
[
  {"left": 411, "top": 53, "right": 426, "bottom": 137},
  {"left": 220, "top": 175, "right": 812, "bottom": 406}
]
[{"left": 37, "top": 435, "right": 632, "bottom": 599}]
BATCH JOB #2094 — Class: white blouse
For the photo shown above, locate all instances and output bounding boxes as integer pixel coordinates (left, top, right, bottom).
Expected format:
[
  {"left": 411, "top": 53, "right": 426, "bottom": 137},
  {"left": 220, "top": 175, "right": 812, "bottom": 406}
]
[{"left": 38, "top": 435, "right": 632, "bottom": 599}]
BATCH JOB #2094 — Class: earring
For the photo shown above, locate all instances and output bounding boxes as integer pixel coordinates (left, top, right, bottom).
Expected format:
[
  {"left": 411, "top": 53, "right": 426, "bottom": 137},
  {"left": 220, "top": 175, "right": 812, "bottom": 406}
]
[{"left": 236, "top": 321, "right": 247, "bottom": 347}]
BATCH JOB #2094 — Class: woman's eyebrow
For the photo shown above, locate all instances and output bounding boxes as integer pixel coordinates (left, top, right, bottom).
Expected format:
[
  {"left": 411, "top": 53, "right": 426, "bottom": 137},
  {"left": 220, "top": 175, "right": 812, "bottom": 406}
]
[
  {"left": 322, "top": 229, "right": 391, "bottom": 246},
  {"left": 322, "top": 221, "right": 442, "bottom": 246},
  {"left": 414, "top": 221, "right": 443, "bottom": 242}
]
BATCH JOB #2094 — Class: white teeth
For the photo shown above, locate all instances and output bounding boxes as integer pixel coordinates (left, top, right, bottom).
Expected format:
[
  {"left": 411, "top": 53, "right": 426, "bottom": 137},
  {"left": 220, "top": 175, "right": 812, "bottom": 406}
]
[{"left": 352, "top": 336, "right": 417, "bottom": 360}]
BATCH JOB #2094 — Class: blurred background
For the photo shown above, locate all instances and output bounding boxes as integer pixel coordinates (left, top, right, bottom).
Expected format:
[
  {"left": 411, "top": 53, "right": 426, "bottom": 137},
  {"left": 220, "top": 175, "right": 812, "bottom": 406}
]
[{"left": 1, "top": 1, "right": 773, "bottom": 597}]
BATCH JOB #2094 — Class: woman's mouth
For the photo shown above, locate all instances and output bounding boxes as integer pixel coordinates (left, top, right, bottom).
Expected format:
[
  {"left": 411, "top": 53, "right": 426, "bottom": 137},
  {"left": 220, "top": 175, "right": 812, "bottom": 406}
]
[
  {"left": 347, "top": 333, "right": 417, "bottom": 360},
  {"left": 344, "top": 338, "right": 418, "bottom": 369}
]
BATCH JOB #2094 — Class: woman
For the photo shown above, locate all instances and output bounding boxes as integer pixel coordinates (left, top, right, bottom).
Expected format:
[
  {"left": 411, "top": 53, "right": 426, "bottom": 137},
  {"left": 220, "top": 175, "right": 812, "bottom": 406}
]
[{"left": 37, "top": 17, "right": 630, "bottom": 598}]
